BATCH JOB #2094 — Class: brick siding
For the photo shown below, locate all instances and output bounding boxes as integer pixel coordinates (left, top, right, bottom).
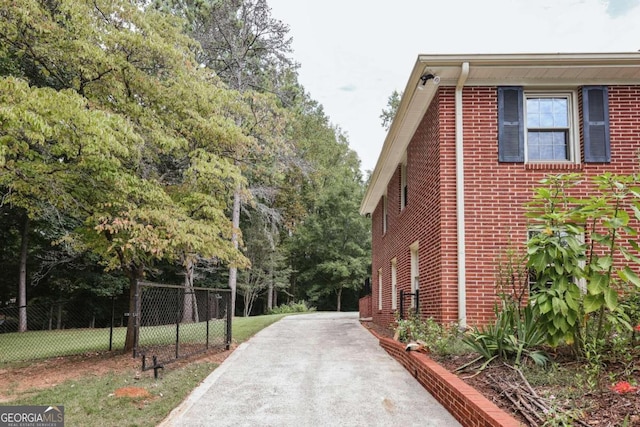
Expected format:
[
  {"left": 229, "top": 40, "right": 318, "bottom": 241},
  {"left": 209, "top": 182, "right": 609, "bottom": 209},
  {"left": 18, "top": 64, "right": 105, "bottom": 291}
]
[
  {"left": 358, "top": 295, "right": 372, "bottom": 318},
  {"left": 370, "top": 86, "right": 640, "bottom": 328}
]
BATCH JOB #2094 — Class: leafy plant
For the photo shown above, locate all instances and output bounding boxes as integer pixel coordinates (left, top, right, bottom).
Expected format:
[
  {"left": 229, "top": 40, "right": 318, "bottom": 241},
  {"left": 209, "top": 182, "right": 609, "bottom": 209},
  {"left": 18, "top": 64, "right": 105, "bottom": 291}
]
[
  {"left": 525, "top": 173, "right": 640, "bottom": 356},
  {"left": 267, "top": 300, "right": 315, "bottom": 315},
  {"left": 463, "top": 245, "right": 548, "bottom": 367},
  {"left": 462, "top": 302, "right": 548, "bottom": 367},
  {"left": 394, "top": 312, "right": 465, "bottom": 356}
]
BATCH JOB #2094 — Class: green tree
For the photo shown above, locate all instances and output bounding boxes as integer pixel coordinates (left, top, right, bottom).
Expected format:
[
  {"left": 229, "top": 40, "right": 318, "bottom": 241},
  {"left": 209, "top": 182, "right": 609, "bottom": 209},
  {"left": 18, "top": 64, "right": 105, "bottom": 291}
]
[
  {"left": 237, "top": 213, "right": 291, "bottom": 316},
  {"left": 171, "top": 0, "right": 297, "bottom": 315},
  {"left": 287, "top": 136, "right": 371, "bottom": 311},
  {"left": 380, "top": 90, "right": 402, "bottom": 131},
  {"left": 0, "top": 76, "right": 144, "bottom": 331},
  {"left": 0, "top": 0, "right": 247, "bottom": 348}
]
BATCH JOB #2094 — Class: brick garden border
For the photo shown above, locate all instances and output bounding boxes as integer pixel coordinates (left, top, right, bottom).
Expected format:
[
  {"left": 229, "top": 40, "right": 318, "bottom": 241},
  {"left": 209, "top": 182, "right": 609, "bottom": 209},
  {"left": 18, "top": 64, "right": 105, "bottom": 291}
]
[{"left": 365, "top": 325, "right": 523, "bottom": 427}]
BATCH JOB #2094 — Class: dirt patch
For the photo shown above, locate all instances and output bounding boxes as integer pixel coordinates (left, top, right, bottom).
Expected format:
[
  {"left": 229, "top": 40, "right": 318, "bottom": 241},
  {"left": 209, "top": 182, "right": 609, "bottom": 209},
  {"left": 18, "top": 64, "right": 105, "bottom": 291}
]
[{"left": 113, "top": 386, "right": 151, "bottom": 399}]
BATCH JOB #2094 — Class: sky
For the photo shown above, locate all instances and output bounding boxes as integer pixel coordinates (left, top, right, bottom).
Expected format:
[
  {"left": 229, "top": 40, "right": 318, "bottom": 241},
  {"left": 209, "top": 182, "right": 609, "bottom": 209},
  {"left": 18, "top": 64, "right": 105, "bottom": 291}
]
[{"left": 267, "top": 0, "right": 640, "bottom": 173}]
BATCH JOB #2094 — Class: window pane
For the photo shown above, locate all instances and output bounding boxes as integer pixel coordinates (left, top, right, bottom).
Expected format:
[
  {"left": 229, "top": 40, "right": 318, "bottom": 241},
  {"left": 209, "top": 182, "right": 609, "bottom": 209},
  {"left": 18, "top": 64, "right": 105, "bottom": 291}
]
[
  {"left": 527, "top": 131, "right": 568, "bottom": 161},
  {"left": 527, "top": 97, "right": 569, "bottom": 128},
  {"left": 540, "top": 113, "right": 555, "bottom": 127},
  {"left": 553, "top": 99, "right": 568, "bottom": 126},
  {"left": 526, "top": 99, "right": 540, "bottom": 127},
  {"left": 539, "top": 143, "right": 554, "bottom": 160},
  {"left": 528, "top": 132, "right": 540, "bottom": 160},
  {"left": 552, "top": 132, "right": 568, "bottom": 160}
]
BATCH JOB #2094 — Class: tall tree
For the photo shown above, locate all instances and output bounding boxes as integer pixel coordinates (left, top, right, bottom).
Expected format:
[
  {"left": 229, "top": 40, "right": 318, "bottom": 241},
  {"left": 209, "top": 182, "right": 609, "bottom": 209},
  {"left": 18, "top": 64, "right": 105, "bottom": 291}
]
[
  {"left": 285, "top": 123, "right": 371, "bottom": 311},
  {"left": 0, "top": 0, "right": 248, "bottom": 347},
  {"left": 0, "top": 76, "right": 143, "bottom": 331},
  {"left": 167, "top": 0, "right": 297, "bottom": 315},
  {"left": 237, "top": 208, "right": 291, "bottom": 316}
]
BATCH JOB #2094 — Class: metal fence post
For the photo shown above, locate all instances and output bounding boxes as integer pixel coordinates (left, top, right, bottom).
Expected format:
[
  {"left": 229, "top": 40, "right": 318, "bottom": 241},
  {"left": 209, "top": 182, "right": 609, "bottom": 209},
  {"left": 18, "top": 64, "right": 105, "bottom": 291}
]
[
  {"left": 176, "top": 288, "right": 181, "bottom": 359},
  {"left": 205, "top": 290, "right": 210, "bottom": 350},
  {"left": 225, "top": 292, "right": 232, "bottom": 350},
  {"left": 133, "top": 281, "right": 140, "bottom": 358},
  {"left": 399, "top": 290, "right": 405, "bottom": 319},
  {"left": 109, "top": 295, "right": 115, "bottom": 351},
  {"left": 415, "top": 289, "right": 420, "bottom": 315}
]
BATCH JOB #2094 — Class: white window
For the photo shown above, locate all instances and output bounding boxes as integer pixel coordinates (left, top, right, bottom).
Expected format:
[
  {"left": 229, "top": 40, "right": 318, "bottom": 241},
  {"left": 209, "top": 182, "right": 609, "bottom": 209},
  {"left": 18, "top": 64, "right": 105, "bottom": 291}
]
[
  {"left": 391, "top": 259, "right": 397, "bottom": 310},
  {"left": 382, "top": 195, "right": 388, "bottom": 234},
  {"left": 410, "top": 242, "right": 419, "bottom": 309},
  {"left": 499, "top": 86, "right": 609, "bottom": 164},
  {"left": 378, "top": 268, "right": 383, "bottom": 310},
  {"left": 524, "top": 92, "right": 579, "bottom": 163}
]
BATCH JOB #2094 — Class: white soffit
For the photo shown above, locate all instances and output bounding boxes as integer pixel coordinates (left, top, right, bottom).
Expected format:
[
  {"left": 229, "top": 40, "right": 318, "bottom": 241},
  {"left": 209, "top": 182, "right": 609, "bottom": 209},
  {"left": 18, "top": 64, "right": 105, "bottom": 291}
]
[{"left": 360, "top": 52, "right": 640, "bottom": 215}]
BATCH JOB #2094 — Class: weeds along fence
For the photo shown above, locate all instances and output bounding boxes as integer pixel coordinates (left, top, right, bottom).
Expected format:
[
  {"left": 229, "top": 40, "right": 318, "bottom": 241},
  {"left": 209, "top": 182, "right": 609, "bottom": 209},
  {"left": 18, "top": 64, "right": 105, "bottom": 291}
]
[{"left": 135, "top": 282, "right": 232, "bottom": 372}]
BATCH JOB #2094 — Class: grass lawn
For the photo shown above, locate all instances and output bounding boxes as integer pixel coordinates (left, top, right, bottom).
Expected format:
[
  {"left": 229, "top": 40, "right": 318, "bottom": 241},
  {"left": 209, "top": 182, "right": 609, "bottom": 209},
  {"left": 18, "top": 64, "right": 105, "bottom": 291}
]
[
  {"left": 3, "top": 313, "right": 289, "bottom": 427},
  {"left": 0, "top": 319, "right": 234, "bottom": 364},
  {"left": 0, "top": 327, "right": 127, "bottom": 364},
  {"left": 8, "top": 362, "right": 217, "bottom": 427}
]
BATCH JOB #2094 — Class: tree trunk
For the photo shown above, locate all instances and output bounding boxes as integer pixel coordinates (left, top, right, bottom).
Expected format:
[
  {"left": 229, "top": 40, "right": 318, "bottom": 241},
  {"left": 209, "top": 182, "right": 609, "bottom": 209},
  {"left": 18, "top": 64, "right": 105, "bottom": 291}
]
[
  {"left": 18, "top": 213, "right": 29, "bottom": 332},
  {"left": 182, "top": 258, "right": 199, "bottom": 323},
  {"left": 336, "top": 287, "right": 343, "bottom": 312},
  {"left": 267, "top": 274, "right": 273, "bottom": 311},
  {"left": 243, "top": 290, "right": 250, "bottom": 317},
  {"left": 228, "top": 189, "right": 241, "bottom": 318},
  {"left": 273, "top": 287, "right": 278, "bottom": 308},
  {"left": 124, "top": 265, "right": 142, "bottom": 352}
]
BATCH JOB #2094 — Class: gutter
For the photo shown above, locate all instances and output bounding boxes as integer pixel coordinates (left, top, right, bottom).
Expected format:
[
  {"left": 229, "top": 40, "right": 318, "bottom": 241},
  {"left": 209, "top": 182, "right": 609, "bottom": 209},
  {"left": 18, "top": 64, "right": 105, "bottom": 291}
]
[{"left": 455, "top": 62, "right": 469, "bottom": 329}]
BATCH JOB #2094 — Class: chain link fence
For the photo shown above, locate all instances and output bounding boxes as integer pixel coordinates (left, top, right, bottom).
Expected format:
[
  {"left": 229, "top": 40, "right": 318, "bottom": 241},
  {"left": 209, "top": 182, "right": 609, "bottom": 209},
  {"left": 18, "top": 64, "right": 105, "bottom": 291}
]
[
  {"left": 0, "top": 296, "right": 127, "bottom": 364},
  {"left": 135, "top": 282, "right": 231, "bottom": 373},
  {"left": 0, "top": 282, "right": 232, "bottom": 367}
]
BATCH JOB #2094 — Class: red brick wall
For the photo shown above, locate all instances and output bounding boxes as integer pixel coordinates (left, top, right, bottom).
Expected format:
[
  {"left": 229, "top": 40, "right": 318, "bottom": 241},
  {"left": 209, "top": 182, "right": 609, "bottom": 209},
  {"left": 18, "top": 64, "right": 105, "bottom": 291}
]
[
  {"left": 461, "top": 86, "right": 640, "bottom": 325},
  {"left": 359, "top": 295, "right": 372, "bottom": 319},
  {"left": 375, "top": 333, "right": 522, "bottom": 426},
  {"left": 372, "top": 91, "right": 449, "bottom": 329},
  {"left": 370, "top": 85, "right": 640, "bottom": 328}
]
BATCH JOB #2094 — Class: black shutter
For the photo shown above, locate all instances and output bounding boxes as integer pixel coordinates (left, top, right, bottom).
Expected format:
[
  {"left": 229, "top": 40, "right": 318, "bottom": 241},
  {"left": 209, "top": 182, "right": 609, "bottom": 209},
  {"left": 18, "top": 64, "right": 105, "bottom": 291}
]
[
  {"left": 498, "top": 87, "right": 524, "bottom": 162},
  {"left": 583, "top": 86, "right": 610, "bottom": 163}
]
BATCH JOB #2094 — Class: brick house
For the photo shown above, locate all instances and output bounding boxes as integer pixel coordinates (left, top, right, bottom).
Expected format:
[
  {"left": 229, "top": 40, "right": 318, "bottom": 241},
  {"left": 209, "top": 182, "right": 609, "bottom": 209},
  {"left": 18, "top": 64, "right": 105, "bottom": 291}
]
[{"left": 360, "top": 52, "right": 640, "bottom": 330}]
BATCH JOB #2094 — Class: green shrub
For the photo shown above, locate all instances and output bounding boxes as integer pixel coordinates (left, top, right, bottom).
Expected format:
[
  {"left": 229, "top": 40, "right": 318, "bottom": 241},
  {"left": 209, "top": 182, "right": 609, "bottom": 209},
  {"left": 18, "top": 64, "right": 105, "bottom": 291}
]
[
  {"left": 394, "top": 312, "right": 466, "bottom": 356},
  {"left": 463, "top": 302, "right": 548, "bottom": 367},
  {"left": 267, "top": 300, "right": 315, "bottom": 315}
]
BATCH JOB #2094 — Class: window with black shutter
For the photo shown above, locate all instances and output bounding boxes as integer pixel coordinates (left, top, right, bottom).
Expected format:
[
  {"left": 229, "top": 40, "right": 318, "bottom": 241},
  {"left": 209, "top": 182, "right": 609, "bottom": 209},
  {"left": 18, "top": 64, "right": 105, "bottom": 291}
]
[
  {"left": 498, "top": 86, "right": 609, "bottom": 164},
  {"left": 583, "top": 86, "right": 610, "bottom": 163},
  {"left": 498, "top": 87, "right": 524, "bottom": 162}
]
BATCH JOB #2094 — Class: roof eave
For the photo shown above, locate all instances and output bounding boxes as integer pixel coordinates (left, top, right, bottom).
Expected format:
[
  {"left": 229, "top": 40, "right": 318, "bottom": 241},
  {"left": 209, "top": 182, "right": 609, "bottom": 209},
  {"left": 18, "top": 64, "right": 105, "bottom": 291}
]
[{"left": 360, "top": 52, "right": 640, "bottom": 215}]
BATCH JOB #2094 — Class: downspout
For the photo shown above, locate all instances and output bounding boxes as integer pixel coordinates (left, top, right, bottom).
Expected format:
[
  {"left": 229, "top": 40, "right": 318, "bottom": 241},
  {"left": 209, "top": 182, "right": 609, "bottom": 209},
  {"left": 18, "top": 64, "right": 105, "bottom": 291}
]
[{"left": 456, "top": 62, "right": 470, "bottom": 329}]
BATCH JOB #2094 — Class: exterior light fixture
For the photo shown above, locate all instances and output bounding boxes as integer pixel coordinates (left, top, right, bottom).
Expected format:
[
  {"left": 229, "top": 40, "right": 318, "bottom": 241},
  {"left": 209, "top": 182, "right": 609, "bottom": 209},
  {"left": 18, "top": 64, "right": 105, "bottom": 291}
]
[{"left": 418, "top": 73, "right": 440, "bottom": 90}]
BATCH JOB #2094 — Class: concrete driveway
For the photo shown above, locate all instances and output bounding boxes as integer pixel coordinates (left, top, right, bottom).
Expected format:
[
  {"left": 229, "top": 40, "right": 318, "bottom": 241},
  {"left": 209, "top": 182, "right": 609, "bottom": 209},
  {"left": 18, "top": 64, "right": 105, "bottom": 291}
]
[{"left": 160, "top": 312, "right": 461, "bottom": 427}]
